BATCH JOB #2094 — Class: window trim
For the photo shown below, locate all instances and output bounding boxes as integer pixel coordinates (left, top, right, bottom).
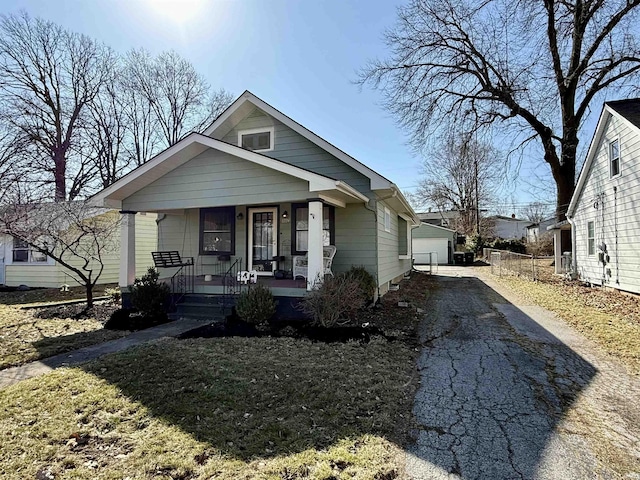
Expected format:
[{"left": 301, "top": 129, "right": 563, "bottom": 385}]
[
  {"left": 290, "top": 202, "right": 335, "bottom": 255},
  {"left": 199, "top": 207, "right": 236, "bottom": 256},
  {"left": 384, "top": 207, "right": 391, "bottom": 233},
  {"left": 237, "top": 126, "right": 275, "bottom": 152},
  {"left": 10, "top": 237, "right": 51, "bottom": 265},
  {"left": 609, "top": 138, "right": 621, "bottom": 178},
  {"left": 587, "top": 220, "right": 595, "bottom": 256}
]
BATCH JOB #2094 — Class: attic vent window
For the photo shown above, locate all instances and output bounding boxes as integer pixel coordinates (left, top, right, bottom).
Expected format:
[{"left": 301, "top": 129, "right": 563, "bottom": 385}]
[
  {"left": 609, "top": 139, "right": 620, "bottom": 178},
  {"left": 238, "top": 127, "right": 274, "bottom": 152}
]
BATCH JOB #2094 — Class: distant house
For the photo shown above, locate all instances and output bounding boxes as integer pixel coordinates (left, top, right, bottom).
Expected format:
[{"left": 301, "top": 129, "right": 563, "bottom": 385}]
[
  {"left": 91, "top": 91, "right": 419, "bottom": 302},
  {"left": 0, "top": 210, "right": 157, "bottom": 288},
  {"left": 418, "top": 210, "right": 460, "bottom": 229},
  {"left": 525, "top": 217, "right": 556, "bottom": 243},
  {"left": 487, "top": 215, "right": 528, "bottom": 240},
  {"left": 412, "top": 223, "right": 456, "bottom": 265},
  {"left": 567, "top": 98, "right": 640, "bottom": 294}
]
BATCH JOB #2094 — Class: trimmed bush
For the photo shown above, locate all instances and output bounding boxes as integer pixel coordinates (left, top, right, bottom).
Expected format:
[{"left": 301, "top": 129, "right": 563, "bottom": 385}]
[
  {"left": 490, "top": 238, "right": 527, "bottom": 254},
  {"left": 299, "top": 274, "right": 366, "bottom": 328},
  {"left": 235, "top": 283, "right": 276, "bottom": 325},
  {"left": 129, "top": 267, "right": 170, "bottom": 320},
  {"left": 343, "top": 265, "right": 377, "bottom": 302}
]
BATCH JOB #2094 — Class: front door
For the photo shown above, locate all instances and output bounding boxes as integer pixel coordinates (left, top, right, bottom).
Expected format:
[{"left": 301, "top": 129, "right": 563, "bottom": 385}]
[{"left": 248, "top": 207, "right": 278, "bottom": 275}]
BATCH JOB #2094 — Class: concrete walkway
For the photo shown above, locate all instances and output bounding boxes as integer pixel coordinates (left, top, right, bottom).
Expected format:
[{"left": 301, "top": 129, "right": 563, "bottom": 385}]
[
  {"left": 408, "top": 265, "right": 640, "bottom": 479},
  {"left": 0, "top": 318, "right": 205, "bottom": 389}
]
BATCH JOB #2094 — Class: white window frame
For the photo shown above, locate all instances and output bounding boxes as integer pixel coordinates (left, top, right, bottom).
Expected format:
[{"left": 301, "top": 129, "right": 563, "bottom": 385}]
[
  {"left": 398, "top": 213, "right": 412, "bottom": 260},
  {"left": 237, "top": 126, "right": 275, "bottom": 152},
  {"left": 9, "top": 237, "right": 54, "bottom": 265},
  {"left": 587, "top": 221, "right": 595, "bottom": 256},
  {"left": 609, "top": 138, "right": 621, "bottom": 178},
  {"left": 384, "top": 207, "right": 391, "bottom": 233}
]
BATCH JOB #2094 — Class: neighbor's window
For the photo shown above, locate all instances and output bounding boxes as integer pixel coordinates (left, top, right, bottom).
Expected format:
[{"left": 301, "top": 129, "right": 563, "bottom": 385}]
[
  {"left": 610, "top": 139, "right": 620, "bottom": 177},
  {"left": 12, "top": 237, "right": 47, "bottom": 263},
  {"left": 291, "top": 203, "right": 334, "bottom": 255},
  {"left": 238, "top": 127, "right": 274, "bottom": 152},
  {"left": 200, "top": 207, "right": 235, "bottom": 255},
  {"left": 587, "top": 221, "right": 595, "bottom": 256},
  {"left": 384, "top": 207, "right": 391, "bottom": 233}
]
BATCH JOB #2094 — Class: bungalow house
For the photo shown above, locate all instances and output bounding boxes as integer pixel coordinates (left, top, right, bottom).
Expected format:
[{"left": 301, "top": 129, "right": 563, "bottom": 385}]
[
  {"left": 0, "top": 209, "right": 156, "bottom": 288},
  {"left": 566, "top": 98, "right": 640, "bottom": 294},
  {"left": 90, "top": 91, "right": 419, "bottom": 304}
]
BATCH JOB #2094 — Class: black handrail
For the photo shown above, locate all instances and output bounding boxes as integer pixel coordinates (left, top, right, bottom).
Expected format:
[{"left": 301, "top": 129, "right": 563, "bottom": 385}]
[
  {"left": 170, "top": 261, "right": 194, "bottom": 307},
  {"left": 221, "top": 258, "right": 242, "bottom": 315}
]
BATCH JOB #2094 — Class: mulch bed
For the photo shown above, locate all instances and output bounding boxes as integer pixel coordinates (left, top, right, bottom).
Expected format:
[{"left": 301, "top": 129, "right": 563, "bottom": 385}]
[{"left": 34, "top": 301, "right": 119, "bottom": 323}]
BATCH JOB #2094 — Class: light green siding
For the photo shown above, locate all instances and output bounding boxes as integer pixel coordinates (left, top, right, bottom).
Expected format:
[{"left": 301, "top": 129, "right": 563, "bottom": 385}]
[
  {"left": 221, "top": 108, "right": 373, "bottom": 196},
  {"left": 333, "top": 203, "right": 377, "bottom": 278},
  {"left": 5, "top": 264, "right": 61, "bottom": 289},
  {"left": 122, "top": 149, "right": 311, "bottom": 212},
  {"left": 376, "top": 199, "right": 412, "bottom": 286}
]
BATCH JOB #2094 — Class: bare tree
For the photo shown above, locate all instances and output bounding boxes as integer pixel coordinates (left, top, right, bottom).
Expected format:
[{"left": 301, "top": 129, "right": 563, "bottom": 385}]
[
  {"left": 415, "top": 135, "right": 503, "bottom": 235},
  {"left": 521, "top": 201, "right": 551, "bottom": 223},
  {"left": 0, "top": 12, "right": 115, "bottom": 201},
  {"left": 124, "top": 49, "right": 233, "bottom": 147},
  {"left": 0, "top": 201, "right": 120, "bottom": 307},
  {"left": 359, "top": 0, "right": 640, "bottom": 219}
]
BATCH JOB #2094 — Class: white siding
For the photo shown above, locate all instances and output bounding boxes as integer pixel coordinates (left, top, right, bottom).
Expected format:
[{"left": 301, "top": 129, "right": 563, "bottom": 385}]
[{"left": 571, "top": 114, "right": 640, "bottom": 294}]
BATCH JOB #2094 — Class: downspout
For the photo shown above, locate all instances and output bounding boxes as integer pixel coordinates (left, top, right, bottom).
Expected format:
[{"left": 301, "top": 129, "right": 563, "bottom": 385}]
[
  {"left": 363, "top": 198, "right": 381, "bottom": 300},
  {"left": 155, "top": 213, "right": 167, "bottom": 250}
]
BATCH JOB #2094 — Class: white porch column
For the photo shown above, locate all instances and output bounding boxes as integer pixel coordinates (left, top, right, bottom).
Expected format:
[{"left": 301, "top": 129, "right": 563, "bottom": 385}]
[
  {"left": 553, "top": 229, "right": 562, "bottom": 274},
  {"left": 307, "top": 201, "right": 324, "bottom": 290},
  {"left": 119, "top": 211, "right": 136, "bottom": 288}
]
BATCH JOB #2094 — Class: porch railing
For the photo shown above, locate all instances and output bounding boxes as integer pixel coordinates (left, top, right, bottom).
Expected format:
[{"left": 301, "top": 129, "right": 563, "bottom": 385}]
[
  {"left": 170, "top": 262, "right": 195, "bottom": 307},
  {"left": 221, "top": 258, "right": 243, "bottom": 315}
]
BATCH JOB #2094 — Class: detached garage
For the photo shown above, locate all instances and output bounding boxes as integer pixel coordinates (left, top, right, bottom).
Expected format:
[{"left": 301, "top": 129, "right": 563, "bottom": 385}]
[{"left": 412, "top": 223, "right": 456, "bottom": 265}]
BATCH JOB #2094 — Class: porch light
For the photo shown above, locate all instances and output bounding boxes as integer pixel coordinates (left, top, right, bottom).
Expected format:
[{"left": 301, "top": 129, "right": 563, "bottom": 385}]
[
  {"left": 237, "top": 212, "right": 244, "bottom": 220},
  {"left": 282, "top": 210, "right": 288, "bottom": 219}
]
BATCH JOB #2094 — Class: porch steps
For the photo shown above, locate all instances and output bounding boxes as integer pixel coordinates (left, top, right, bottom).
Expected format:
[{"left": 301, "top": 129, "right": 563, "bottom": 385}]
[{"left": 174, "top": 294, "right": 230, "bottom": 322}]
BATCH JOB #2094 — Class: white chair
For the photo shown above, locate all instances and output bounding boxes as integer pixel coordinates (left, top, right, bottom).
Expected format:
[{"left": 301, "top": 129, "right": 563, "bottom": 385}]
[{"left": 293, "top": 245, "right": 336, "bottom": 280}]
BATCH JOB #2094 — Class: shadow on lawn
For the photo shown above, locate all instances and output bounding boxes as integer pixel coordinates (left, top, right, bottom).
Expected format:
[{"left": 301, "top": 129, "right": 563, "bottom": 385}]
[{"left": 406, "top": 270, "right": 597, "bottom": 478}]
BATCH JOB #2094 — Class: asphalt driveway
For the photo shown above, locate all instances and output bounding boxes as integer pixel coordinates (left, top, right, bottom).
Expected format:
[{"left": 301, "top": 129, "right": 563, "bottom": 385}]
[{"left": 407, "top": 266, "right": 640, "bottom": 479}]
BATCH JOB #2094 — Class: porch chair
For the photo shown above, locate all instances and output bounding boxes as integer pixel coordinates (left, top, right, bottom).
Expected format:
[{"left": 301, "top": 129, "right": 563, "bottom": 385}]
[{"left": 293, "top": 245, "right": 337, "bottom": 280}]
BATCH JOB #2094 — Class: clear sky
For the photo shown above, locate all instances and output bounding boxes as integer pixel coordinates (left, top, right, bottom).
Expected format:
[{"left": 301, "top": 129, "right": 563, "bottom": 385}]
[{"left": 2, "top": 0, "right": 565, "bottom": 214}]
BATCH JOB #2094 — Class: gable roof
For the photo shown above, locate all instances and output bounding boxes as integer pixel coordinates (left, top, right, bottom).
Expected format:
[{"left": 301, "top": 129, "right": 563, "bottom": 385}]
[
  {"left": 416, "top": 221, "right": 457, "bottom": 234},
  {"left": 204, "top": 90, "right": 393, "bottom": 191},
  {"left": 90, "top": 133, "right": 369, "bottom": 209},
  {"left": 567, "top": 99, "right": 640, "bottom": 217}
]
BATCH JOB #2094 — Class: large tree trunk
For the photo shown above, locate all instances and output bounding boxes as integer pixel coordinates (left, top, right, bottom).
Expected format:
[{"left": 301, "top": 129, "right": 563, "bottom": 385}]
[{"left": 53, "top": 149, "right": 66, "bottom": 202}]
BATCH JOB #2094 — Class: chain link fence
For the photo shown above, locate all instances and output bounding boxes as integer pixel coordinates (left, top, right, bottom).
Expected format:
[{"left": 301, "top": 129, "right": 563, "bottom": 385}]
[{"left": 483, "top": 248, "right": 555, "bottom": 281}]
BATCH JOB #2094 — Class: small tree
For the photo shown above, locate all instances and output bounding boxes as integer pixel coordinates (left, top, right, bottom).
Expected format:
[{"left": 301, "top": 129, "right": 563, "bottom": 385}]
[{"left": 0, "top": 201, "right": 120, "bottom": 307}]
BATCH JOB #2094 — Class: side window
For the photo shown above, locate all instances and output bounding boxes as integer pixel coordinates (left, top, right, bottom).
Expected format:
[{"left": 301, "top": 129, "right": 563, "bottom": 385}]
[
  {"left": 398, "top": 216, "right": 408, "bottom": 255},
  {"left": 609, "top": 139, "right": 620, "bottom": 178},
  {"left": 12, "top": 237, "right": 48, "bottom": 263},
  {"left": 384, "top": 207, "right": 391, "bottom": 233},
  {"left": 587, "top": 221, "right": 595, "bottom": 256}
]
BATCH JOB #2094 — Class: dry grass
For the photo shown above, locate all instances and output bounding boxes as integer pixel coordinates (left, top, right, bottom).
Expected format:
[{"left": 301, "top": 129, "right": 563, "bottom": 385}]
[
  {"left": 483, "top": 266, "right": 640, "bottom": 373},
  {"left": 0, "top": 302, "right": 127, "bottom": 370},
  {"left": 0, "top": 336, "right": 418, "bottom": 479}
]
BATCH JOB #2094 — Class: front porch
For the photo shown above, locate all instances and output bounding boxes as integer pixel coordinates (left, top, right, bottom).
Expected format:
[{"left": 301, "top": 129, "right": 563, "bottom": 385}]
[{"left": 160, "top": 273, "right": 308, "bottom": 298}]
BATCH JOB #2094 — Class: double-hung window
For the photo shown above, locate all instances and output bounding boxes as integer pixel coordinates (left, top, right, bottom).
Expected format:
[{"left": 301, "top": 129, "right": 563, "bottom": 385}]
[
  {"left": 587, "top": 221, "right": 595, "bottom": 256},
  {"left": 384, "top": 207, "right": 391, "bottom": 232},
  {"left": 200, "top": 207, "right": 235, "bottom": 255},
  {"left": 609, "top": 139, "right": 620, "bottom": 178},
  {"left": 12, "top": 237, "right": 47, "bottom": 263},
  {"left": 291, "top": 203, "right": 334, "bottom": 255}
]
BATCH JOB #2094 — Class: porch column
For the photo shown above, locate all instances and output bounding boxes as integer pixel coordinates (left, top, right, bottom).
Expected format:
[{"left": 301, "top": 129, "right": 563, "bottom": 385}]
[
  {"left": 119, "top": 210, "right": 136, "bottom": 288},
  {"left": 552, "top": 228, "right": 562, "bottom": 274},
  {"left": 307, "top": 201, "right": 324, "bottom": 290}
]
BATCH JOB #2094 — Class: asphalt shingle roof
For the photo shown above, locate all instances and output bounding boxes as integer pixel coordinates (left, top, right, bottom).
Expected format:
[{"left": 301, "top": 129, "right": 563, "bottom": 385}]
[{"left": 606, "top": 98, "right": 640, "bottom": 130}]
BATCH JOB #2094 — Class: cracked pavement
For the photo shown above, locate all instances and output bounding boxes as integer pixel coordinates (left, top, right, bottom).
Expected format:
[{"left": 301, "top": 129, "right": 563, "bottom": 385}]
[{"left": 406, "top": 266, "right": 640, "bottom": 479}]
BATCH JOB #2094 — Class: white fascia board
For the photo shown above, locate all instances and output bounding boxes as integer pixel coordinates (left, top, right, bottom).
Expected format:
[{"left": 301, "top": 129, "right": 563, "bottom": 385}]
[
  {"left": 205, "top": 91, "right": 392, "bottom": 190},
  {"left": 335, "top": 181, "right": 369, "bottom": 202}
]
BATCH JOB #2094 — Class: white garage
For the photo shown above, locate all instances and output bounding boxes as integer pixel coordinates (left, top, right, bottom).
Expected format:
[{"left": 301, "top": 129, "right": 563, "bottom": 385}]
[{"left": 412, "top": 222, "right": 456, "bottom": 265}]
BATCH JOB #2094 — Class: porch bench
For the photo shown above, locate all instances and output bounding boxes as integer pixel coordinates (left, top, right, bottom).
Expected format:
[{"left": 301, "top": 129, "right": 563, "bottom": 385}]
[{"left": 152, "top": 251, "right": 194, "bottom": 268}]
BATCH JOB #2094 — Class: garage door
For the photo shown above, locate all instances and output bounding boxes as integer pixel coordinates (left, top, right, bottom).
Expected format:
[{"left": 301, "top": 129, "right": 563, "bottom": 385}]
[{"left": 413, "top": 238, "right": 449, "bottom": 265}]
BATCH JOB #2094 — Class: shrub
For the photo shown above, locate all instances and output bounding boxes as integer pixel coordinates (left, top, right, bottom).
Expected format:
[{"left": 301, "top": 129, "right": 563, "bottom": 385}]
[
  {"left": 490, "top": 238, "right": 527, "bottom": 254},
  {"left": 526, "top": 233, "right": 554, "bottom": 256},
  {"left": 104, "top": 286, "right": 121, "bottom": 303},
  {"left": 235, "top": 283, "right": 276, "bottom": 325},
  {"left": 466, "top": 234, "right": 487, "bottom": 254},
  {"left": 299, "top": 274, "right": 366, "bottom": 328},
  {"left": 129, "top": 267, "right": 170, "bottom": 319},
  {"left": 343, "top": 265, "right": 377, "bottom": 302}
]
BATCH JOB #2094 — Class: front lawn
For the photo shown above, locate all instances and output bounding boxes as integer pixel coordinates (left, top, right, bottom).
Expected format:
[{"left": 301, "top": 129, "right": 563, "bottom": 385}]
[
  {"left": 0, "top": 335, "right": 418, "bottom": 479},
  {"left": 0, "top": 302, "right": 127, "bottom": 370}
]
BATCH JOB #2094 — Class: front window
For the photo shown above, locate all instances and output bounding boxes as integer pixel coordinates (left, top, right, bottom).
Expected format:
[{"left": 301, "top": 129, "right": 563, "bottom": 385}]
[
  {"left": 291, "top": 203, "right": 334, "bottom": 255},
  {"left": 200, "top": 207, "right": 235, "bottom": 255},
  {"left": 610, "top": 139, "right": 620, "bottom": 177},
  {"left": 238, "top": 127, "right": 274, "bottom": 152},
  {"left": 12, "top": 237, "right": 47, "bottom": 263},
  {"left": 587, "top": 221, "right": 595, "bottom": 256}
]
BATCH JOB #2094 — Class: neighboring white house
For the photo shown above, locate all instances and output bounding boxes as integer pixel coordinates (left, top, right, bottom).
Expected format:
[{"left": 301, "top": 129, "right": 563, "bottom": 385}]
[
  {"left": 412, "top": 222, "right": 456, "bottom": 265},
  {"left": 488, "top": 215, "right": 528, "bottom": 240},
  {"left": 0, "top": 211, "right": 157, "bottom": 288},
  {"left": 567, "top": 98, "right": 640, "bottom": 294},
  {"left": 525, "top": 217, "right": 556, "bottom": 243},
  {"left": 90, "top": 91, "right": 420, "bottom": 299},
  {"left": 418, "top": 210, "right": 460, "bottom": 229}
]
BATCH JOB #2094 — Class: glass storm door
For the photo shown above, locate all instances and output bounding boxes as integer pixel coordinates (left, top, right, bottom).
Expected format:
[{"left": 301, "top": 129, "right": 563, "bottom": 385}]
[{"left": 248, "top": 207, "right": 278, "bottom": 275}]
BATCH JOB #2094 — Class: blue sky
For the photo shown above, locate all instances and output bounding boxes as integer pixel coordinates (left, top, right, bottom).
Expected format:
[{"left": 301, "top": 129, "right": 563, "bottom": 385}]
[{"left": 2, "top": 0, "right": 560, "bottom": 213}]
